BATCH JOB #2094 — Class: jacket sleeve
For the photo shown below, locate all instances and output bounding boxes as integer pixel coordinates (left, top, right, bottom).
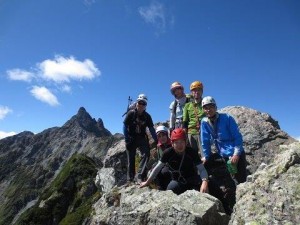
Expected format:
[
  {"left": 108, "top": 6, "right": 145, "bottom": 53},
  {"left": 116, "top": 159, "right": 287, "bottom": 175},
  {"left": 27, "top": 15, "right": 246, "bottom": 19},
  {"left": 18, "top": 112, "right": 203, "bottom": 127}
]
[
  {"left": 169, "top": 101, "right": 175, "bottom": 129},
  {"left": 149, "top": 126, "right": 158, "bottom": 143},
  {"left": 182, "top": 103, "right": 189, "bottom": 129},
  {"left": 228, "top": 115, "right": 244, "bottom": 155},
  {"left": 123, "top": 124, "right": 130, "bottom": 143},
  {"left": 200, "top": 118, "right": 212, "bottom": 159}
]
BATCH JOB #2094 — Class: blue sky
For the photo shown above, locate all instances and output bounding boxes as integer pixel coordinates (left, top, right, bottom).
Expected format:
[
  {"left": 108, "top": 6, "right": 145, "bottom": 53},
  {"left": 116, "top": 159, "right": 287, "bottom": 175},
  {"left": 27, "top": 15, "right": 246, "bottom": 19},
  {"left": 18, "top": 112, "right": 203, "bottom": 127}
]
[{"left": 0, "top": 0, "right": 299, "bottom": 140}]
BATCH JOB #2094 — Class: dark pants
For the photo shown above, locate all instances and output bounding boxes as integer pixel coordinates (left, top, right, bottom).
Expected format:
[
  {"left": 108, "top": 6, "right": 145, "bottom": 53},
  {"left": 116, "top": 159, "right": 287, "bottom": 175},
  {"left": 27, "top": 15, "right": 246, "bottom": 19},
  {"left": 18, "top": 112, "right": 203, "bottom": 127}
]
[
  {"left": 187, "top": 133, "right": 204, "bottom": 157},
  {"left": 235, "top": 151, "right": 247, "bottom": 183},
  {"left": 224, "top": 151, "right": 247, "bottom": 184},
  {"left": 126, "top": 137, "right": 150, "bottom": 182},
  {"left": 155, "top": 166, "right": 172, "bottom": 190},
  {"left": 166, "top": 176, "right": 200, "bottom": 195},
  {"left": 205, "top": 153, "right": 238, "bottom": 215}
]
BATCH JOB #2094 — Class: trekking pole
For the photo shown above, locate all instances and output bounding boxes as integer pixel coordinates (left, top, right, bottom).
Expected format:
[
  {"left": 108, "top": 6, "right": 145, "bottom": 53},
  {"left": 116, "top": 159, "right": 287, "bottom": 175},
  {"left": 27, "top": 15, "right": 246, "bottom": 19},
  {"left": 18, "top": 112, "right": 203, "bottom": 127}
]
[{"left": 122, "top": 96, "right": 133, "bottom": 117}]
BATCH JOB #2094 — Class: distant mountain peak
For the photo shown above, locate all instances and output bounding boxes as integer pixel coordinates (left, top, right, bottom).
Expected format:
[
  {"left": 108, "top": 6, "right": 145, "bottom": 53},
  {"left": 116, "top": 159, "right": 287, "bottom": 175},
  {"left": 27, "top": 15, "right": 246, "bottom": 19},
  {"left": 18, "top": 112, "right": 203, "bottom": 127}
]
[{"left": 63, "top": 107, "right": 111, "bottom": 137}]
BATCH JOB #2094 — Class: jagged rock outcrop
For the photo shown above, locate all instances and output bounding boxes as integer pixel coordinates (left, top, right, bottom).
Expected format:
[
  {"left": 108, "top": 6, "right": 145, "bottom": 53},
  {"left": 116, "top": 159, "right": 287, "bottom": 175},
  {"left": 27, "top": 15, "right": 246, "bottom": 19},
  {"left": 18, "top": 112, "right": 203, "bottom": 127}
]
[
  {"left": 230, "top": 142, "right": 300, "bottom": 224},
  {"left": 95, "top": 140, "right": 128, "bottom": 192},
  {"left": 90, "top": 186, "right": 229, "bottom": 225},
  {"left": 220, "top": 106, "right": 296, "bottom": 173},
  {"left": 0, "top": 107, "right": 119, "bottom": 225}
]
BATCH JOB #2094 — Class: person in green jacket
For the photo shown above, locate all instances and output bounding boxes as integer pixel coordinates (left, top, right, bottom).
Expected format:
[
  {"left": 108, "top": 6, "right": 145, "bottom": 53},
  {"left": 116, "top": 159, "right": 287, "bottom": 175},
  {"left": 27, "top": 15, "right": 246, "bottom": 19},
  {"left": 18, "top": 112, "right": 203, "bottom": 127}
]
[{"left": 183, "top": 81, "right": 205, "bottom": 157}]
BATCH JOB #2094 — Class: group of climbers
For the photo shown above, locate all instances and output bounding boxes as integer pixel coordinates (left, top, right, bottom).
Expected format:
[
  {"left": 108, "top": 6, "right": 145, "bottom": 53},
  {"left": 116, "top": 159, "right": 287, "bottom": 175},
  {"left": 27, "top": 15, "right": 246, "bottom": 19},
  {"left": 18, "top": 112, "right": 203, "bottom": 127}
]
[{"left": 123, "top": 81, "right": 247, "bottom": 215}]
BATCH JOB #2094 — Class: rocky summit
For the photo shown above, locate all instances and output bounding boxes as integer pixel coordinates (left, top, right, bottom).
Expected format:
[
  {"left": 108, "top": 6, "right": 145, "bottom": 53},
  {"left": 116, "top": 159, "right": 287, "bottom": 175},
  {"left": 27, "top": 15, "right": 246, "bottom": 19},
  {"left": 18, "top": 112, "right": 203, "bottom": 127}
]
[{"left": 0, "top": 106, "right": 298, "bottom": 225}]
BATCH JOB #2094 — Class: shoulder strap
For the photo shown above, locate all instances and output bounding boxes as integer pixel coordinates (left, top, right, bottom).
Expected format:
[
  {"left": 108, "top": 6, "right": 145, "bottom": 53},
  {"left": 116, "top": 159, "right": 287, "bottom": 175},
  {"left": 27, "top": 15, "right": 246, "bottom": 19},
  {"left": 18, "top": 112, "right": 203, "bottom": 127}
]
[{"left": 172, "top": 99, "right": 178, "bottom": 115}]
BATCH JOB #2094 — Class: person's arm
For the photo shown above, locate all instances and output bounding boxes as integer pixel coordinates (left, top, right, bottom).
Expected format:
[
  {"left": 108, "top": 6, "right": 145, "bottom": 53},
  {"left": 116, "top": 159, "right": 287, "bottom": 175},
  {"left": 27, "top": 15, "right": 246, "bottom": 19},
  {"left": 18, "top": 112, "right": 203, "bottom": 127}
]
[
  {"left": 169, "top": 101, "right": 175, "bottom": 130},
  {"left": 149, "top": 126, "right": 158, "bottom": 143},
  {"left": 123, "top": 124, "right": 130, "bottom": 143},
  {"left": 200, "top": 119, "right": 212, "bottom": 160},
  {"left": 228, "top": 115, "right": 243, "bottom": 156},
  {"left": 182, "top": 103, "right": 189, "bottom": 131},
  {"left": 196, "top": 163, "right": 209, "bottom": 193},
  {"left": 139, "top": 161, "right": 165, "bottom": 188}
]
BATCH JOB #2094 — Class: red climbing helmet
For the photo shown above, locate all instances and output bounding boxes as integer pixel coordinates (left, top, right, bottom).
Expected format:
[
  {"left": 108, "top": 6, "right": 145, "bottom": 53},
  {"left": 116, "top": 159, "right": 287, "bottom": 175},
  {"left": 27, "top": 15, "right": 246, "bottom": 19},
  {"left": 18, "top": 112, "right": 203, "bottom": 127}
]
[{"left": 171, "top": 128, "right": 186, "bottom": 142}]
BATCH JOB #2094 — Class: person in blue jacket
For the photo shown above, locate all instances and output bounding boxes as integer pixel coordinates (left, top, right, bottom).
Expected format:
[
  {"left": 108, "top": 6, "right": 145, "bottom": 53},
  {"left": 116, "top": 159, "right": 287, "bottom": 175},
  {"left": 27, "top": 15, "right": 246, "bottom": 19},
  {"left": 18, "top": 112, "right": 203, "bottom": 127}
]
[
  {"left": 123, "top": 94, "right": 158, "bottom": 184},
  {"left": 200, "top": 96, "right": 247, "bottom": 183}
]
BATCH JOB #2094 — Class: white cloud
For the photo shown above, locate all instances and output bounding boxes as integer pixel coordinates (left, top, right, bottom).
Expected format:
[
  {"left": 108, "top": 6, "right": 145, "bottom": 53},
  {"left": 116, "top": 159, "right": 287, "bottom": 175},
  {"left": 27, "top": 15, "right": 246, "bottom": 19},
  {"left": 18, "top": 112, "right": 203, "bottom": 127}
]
[
  {"left": 7, "top": 69, "right": 34, "bottom": 82},
  {"left": 38, "top": 55, "right": 101, "bottom": 83},
  {"left": 60, "top": 84, "right": 72, "bottom": 93},
  {"left": 6, "top": 55, "right": 100, "bottom": 105},
  {"left": 0, "top": 131, "right": 16, "bottom": 139},
  {"left": 139, "top": 2, "right": 167, "bottom": 34},
  {"left": 30, "top": 86, "right": 60, "bottom": 106},
  {"left": 0, "top": 106, "right": 12, "bottom": 120},
  {"left": 295, "top": 136, "right": 300, "bottom": 142}
]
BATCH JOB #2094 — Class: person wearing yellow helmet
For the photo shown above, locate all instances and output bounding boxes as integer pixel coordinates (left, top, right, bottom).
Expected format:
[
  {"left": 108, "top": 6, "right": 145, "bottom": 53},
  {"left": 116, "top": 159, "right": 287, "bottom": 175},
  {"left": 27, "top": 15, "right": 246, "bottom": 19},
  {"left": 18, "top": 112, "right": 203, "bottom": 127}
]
[
  {"left": 183, "top": 81, "right": 205, "bottom": 157},
  {"left": 169, "top": 82, "right": 192, "bottom": 133}
]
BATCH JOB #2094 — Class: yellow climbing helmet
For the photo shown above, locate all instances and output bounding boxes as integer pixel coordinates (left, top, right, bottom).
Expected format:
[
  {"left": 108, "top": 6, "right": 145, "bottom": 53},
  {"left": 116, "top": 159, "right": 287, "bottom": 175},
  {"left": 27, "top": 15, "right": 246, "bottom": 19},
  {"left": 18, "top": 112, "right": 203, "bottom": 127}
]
[
  {"left": 170, "top": 82, "right": 183, "bottom": 94},
  {"left": 190, "top": 81, "right": 203, "bottom": 91}
]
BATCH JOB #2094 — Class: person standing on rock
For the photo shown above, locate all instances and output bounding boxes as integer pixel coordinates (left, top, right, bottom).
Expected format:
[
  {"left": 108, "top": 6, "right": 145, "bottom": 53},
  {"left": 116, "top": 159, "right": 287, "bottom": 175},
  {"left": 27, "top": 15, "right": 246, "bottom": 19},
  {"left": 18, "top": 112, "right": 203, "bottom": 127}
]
[
  {"left": 200, "top": 96, "right": 247, "bottom": 184},
  {"left": 123, "top": 94, "right": 158, "bottom": 184},
  {"left": 183, "top": 81, "right": 205, "bottom": 157},
  {"left": 169, "top": 82, "right": 191, "bottom": 133},
  {"left": 140, "top": 128, "right": 209, "bottom": 195}
]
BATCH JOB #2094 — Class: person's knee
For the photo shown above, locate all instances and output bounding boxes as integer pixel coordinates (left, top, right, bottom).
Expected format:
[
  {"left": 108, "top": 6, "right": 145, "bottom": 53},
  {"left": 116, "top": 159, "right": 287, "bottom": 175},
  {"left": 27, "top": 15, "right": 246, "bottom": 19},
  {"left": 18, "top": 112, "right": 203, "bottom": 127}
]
[{"left": 167, "top": 180, "right": 183, "bottom": 195}]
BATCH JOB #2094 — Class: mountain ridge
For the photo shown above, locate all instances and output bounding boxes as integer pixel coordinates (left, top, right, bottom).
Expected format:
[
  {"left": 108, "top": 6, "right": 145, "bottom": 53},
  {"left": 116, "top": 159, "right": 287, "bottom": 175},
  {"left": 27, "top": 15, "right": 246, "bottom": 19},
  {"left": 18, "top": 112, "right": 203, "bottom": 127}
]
[{"left": 0, "top": 105, "right": 298, "bottom": 224}]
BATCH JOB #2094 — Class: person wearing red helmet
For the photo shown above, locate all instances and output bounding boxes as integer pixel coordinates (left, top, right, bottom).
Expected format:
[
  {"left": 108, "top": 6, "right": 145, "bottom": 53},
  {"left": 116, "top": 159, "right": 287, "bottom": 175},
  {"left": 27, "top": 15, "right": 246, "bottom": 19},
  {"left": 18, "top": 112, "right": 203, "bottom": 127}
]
[{"left": 140, "top": 128, "right": 209, "bottom": 194}]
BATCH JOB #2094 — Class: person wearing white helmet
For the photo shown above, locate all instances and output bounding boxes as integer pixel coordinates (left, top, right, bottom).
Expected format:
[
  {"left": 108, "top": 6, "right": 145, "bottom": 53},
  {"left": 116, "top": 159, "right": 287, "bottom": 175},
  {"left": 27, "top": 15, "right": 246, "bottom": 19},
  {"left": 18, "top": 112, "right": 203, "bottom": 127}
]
[
  {"left": 149, "top": 125, "right": 172, "bottom": 190},
  {"left": 200, "top": 96, "right": 247, "bottom": 184},
  {"left": 169, "top": 82, "right": 191, "bottom": 133},
  {"left": 123, "top": 93, "right": 158, "bottom": 184}
]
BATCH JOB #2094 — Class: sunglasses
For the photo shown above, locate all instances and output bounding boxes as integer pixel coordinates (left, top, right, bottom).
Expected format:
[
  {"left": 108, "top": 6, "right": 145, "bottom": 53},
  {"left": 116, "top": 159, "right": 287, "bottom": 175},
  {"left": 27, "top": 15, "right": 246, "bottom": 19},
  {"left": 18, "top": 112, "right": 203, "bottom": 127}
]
[{"left": 138, "top": 101, "right": 147, "bottom": 106}]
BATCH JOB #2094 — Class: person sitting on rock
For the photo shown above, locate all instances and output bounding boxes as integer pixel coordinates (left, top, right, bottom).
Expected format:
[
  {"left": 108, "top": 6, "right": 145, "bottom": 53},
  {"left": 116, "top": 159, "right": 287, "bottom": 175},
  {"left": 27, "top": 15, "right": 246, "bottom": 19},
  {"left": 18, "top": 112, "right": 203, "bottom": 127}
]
[
  {"left": 200, "top": 96, "right": 247, "bottom": 184},
  {"left": 140, "top": 128, "right": 209, "bottom": 195},
  {"left": 151, "top": 125, "right": 172, "bottom": 190}
]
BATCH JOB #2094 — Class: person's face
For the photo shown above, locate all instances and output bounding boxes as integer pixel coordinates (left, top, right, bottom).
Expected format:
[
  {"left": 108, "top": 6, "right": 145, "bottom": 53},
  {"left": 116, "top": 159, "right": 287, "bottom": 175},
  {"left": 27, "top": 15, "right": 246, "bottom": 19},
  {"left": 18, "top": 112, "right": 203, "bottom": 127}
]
[
  {"left": 203, "top": 104, "right": 217, "bottom": 118},
  {"left": 172, "top": 139, "right": 186, "bottom": 154},
  {"left": 157, "top": 132, "right": 168, "bottom": 144},
  {"left": 137, "top": 101, "right": 147, "bottom": 112},
  {"left": 191, "top": 88, "right": 203, "bottom": 99},
  {"left": 173, "top": 87, "right": 184, "bottom": 98}
]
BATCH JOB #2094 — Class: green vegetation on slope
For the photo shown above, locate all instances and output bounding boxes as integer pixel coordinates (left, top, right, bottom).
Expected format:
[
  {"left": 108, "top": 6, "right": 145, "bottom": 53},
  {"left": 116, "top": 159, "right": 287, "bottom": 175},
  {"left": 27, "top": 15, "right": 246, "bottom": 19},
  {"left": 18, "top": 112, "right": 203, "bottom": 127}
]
[{"left": 15, "top": 153, "right": 101, "bottom": 225}]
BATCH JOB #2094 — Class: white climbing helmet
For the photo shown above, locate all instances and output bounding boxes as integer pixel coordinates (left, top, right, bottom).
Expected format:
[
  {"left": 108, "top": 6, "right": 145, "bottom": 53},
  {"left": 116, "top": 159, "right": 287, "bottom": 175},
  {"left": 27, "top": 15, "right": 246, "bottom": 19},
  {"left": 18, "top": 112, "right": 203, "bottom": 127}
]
[
  {"left": 155, "top": 125, "right": 168, "bottom": 135},
  {"left": 202, "top": 96, "right": 216, "bottom": 107},
  {"left": 137, "top": 93, "right": 148, "bottom": 104}
]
